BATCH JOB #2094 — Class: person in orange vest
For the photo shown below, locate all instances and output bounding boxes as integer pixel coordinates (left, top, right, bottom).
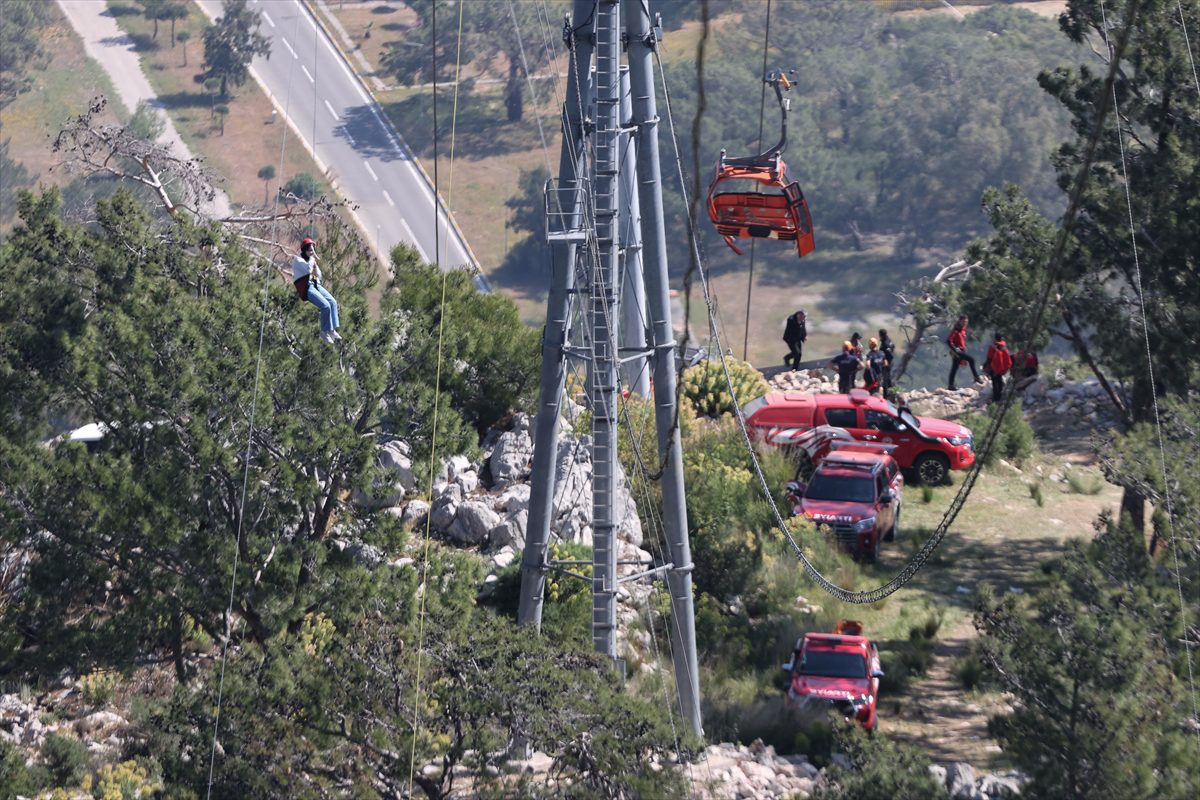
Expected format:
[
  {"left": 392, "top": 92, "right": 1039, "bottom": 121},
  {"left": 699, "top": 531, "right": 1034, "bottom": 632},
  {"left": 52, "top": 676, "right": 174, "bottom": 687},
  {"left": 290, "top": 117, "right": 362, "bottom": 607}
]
[
  {"left": 946, "top": 315, "right": 981, "bottom": 390},
  {"left": 984, "top": 332, "right": 1014, "bottom": 403}
]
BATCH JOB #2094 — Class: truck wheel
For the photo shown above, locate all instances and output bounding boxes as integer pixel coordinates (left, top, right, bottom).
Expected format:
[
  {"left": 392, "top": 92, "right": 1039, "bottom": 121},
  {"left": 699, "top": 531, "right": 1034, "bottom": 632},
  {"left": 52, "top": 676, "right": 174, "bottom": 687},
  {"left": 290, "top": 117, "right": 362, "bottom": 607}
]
[
  {"left": 885, "top": 508, "right": 900, "bottom": 542},
  {"left": 914, "top": 453, "right": 950, "bottom": 485}
]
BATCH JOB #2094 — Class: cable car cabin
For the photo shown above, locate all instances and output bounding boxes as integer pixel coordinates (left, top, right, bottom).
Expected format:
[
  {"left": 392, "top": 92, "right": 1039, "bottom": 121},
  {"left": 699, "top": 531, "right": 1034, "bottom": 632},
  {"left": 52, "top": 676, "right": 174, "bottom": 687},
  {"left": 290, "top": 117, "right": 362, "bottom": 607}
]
[{"left": 707, "top": 151, "right": 815, "bottom": 258}]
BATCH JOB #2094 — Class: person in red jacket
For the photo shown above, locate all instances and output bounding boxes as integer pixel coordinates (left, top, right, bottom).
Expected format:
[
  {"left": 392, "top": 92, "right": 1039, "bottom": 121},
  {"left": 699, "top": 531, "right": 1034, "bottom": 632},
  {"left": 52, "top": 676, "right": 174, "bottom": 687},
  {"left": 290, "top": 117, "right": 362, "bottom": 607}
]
[
  {"left": 984, "top": 333, "right": 1014, "bottom": 403},
  {"left": 946, "top": 315, "right": 980, "bottom": 390}
]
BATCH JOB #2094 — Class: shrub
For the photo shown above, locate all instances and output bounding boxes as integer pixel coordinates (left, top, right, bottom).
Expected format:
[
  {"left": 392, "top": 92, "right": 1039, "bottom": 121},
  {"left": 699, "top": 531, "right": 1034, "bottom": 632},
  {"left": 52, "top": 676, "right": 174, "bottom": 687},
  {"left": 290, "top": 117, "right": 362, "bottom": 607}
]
[
  {"left": 79, "top": 670, "right": 119, "bottom": 707},
  {"left": 961, "top": 403, "right": 1034, "bottom": 465},
  {"left": 954, "top": 652, "right": 988, "bottom": 691},
  {"left": 38, "top": 733, "right": 89, "bottom": 789},
  {"left": 86, "top": 759, "right": 163, "bottom": 799},
  {"left": 1, "top": 737, "right": 32, "bottom": 797},
  {"left": 681, "top": 357, "right": 768, "bottom": 418},
  {"left": 1029, "top": 481, "right": 1045, "bottom": 506},
  {"left": 280, "top": 172, "right": 321, "bottom": 201},
  {"left": 1065, "top": 469, "right": 1105, "bottom": 495},
  {"left": 920, "top": 485, "right": 934, "bottom": 504}
]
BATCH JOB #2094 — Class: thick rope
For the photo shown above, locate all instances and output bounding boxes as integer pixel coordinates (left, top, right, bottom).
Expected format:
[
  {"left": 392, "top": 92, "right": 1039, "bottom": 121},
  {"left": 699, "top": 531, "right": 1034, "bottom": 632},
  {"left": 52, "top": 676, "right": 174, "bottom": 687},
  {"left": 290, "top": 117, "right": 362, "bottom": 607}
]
[{"left": 205, "top": 9, "right": 303, "bottom": 799}]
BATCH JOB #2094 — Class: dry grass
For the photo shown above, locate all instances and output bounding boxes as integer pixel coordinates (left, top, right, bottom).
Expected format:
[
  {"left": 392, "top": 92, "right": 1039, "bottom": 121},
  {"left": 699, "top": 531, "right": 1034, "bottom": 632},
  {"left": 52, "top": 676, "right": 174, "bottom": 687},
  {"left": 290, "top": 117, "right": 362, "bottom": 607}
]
[
  {"left": 0, "top": 7, "right": 122, "bottom": 194},
  {"left": 105, "top": 0, "right": 330, "bottom": 210},
  {"left": 319, "top": 0, "right": 420, "bottom": 83}
]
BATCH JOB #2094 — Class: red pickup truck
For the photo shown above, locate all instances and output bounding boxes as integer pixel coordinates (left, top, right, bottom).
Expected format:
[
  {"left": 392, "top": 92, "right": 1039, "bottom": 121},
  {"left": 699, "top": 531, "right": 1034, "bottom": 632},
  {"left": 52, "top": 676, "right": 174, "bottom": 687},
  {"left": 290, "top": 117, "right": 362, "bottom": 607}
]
[
  {"left": 786, "top": 447, "right": 903, "bottom": 561},
  {"left": 784, "top": 620, "right": 883, "bottom": 731},
  {"left": 742, "top": 389, "right": 975, "bottom": 484}
]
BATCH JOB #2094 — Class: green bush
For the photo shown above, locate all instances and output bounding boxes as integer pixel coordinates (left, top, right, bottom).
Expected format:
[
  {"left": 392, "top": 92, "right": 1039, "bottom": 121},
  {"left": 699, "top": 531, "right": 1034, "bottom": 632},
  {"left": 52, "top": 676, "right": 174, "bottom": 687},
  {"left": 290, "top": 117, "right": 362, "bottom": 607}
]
[
  {"left": 681, "top": 357, "right": 768, "bottom": 418},
  {"left": 1029, "top": 481, "right": 1045, "bottom": 506},
  {"left": 954, "top": 651, "right": 989, "bottom": 691},
  {"left": 962, "top": 403, "right": 1034, "bottom": 465},
  {"left": 1065, "top": 469, "right": 1105, "bottom": 495},
  {"left": 920, "top": 485, "right": 934, "bottom": 504},
  {"left": 1, "top": 737, "right": 33, "bottom": 797},
  {"left": 280, "top": 172, "right": 321, "bottom": 201},
  {"left": 37, "top": 733, "right": 89, "bottom": 789}
]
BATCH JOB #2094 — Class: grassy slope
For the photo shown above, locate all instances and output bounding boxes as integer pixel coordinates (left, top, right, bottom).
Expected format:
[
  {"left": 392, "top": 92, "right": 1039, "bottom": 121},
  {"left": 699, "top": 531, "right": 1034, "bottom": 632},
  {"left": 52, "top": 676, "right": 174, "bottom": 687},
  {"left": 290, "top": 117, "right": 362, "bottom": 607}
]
[{"left": 0, "top": 5, "right": 123, "bottom": 212}]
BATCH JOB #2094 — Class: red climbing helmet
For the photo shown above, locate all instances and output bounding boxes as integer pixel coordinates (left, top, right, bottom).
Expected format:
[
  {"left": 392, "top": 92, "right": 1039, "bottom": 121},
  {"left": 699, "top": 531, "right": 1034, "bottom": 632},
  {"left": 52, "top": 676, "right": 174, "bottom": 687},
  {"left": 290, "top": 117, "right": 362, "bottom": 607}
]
[{"left": 302, "top": 237, "right": 315, "bottom": 246}]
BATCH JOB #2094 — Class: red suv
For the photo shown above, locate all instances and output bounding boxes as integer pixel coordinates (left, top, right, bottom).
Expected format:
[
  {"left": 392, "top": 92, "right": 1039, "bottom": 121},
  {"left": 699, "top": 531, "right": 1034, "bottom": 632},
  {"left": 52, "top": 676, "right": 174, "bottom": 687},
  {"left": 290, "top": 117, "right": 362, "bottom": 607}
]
[
  {"left": 742, "top": 389, "right": 974, "bottom": 484},
  {"left": 787, "top": 448, "right": 902, "bottom": 561},
  {"left": 784, "top": 620, "right": 884, "bottom": 731}
]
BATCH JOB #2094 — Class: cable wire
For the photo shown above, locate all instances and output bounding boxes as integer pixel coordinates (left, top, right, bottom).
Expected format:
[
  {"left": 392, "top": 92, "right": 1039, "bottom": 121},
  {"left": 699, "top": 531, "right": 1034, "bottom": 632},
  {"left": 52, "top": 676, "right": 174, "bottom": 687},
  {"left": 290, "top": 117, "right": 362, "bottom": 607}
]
[
  {"left": 205, "top": 8, "right": 303, "bottom": 799},
  {"left": 1098, "top": 0, "right": 1199, "bottom": 754},
  {"left": 407, "top": 0, "right": 466, "bottom": 792},
  {"left": 742, "top": 0, "right": 772, "bottom": 361}
]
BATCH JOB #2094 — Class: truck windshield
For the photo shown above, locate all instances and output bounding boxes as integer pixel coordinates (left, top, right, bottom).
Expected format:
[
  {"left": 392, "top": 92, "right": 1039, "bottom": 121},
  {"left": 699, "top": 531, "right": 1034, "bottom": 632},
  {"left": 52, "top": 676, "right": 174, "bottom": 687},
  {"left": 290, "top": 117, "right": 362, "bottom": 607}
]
[
  {"left": 804, "top": 474, "right": 875, "bottom": 503},
  {"left": 799, "top": 649, "right": 867, "bottom": 678},
  {"left": 741, "top": 396, "right": 769, "bottom": 419}
]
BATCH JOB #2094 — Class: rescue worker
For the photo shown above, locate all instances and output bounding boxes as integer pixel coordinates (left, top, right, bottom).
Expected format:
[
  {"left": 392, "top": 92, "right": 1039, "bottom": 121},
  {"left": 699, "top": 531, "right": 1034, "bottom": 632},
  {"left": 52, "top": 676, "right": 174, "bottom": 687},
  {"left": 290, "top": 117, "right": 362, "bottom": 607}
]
[
  {"left": 946, "top": 315, "right": 981, "bottom": 390},
  {"left": 783, "top": 309, "right": 808, "bottom": 370},
  {"left": 849, "top": 332, "right": 864, "bottom": 359},
  {"left": 863, "top": 338, "right": 887, "bottom": 396},
  {"left": 830, "top": 341, "right": 862, "bottom": 394},
  {"left": 984, "top": 332, "right": 1013, "bottom": 403},
  {"left": 292, "top": 237, "right": 341, "bottom": 344},
  {"left": 878, "top": 328, "right": 895, "bottom": 395},
  {"left": 1014, "top": 348, "right": 1040, "bottom": 392}
]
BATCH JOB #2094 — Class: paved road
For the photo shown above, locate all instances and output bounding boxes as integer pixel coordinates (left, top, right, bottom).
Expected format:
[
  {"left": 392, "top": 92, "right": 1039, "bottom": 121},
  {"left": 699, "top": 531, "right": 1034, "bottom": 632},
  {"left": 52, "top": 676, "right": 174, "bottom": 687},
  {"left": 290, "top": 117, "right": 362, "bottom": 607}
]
[
  {"left": 56, "top": 0, "right": 232, "bottom": 218},
  {"left": 196, "top": 0, "right": 474, "bottom": 269}
]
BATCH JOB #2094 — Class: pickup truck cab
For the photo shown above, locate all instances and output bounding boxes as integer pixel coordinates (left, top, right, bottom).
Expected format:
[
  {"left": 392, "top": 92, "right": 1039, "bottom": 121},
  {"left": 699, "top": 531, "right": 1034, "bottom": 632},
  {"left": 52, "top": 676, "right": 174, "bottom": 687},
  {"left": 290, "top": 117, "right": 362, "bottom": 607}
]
[
  {"left": 783, "top": 620, "right": 883, "bottom": 731},
  {"left": 786, "top": 448, "right": 902, "bottom": 561},
  {"left": 742, "top": 389, "right": 974, "bottom": 484}
]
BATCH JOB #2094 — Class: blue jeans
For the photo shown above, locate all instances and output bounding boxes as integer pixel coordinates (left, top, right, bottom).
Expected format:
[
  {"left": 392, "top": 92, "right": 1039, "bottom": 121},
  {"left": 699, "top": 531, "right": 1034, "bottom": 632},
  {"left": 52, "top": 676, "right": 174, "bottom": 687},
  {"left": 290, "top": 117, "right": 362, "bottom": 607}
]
[{"left": 307, "top": 283, "right": 339, "bottom": 333}]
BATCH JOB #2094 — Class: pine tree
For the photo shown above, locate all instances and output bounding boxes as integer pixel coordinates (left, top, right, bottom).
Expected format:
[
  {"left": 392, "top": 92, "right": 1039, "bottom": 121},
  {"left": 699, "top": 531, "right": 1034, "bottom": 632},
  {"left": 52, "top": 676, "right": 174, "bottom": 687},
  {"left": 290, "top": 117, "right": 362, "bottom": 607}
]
[{"left": 200, "top": 0, "right": 270, "bottom": 99}]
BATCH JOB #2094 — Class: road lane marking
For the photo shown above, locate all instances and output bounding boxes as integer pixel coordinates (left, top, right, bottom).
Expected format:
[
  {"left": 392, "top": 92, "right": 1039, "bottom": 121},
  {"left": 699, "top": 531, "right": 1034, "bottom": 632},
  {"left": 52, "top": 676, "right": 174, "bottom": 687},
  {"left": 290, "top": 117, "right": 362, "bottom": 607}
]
[
  {"left": 400, "top": 218, "right": 429, "bottom": 261},
  {"left": 323, "top": 99, "right": 339, "bottom": 120},
  {"left": 262, "top": 10, "right": 274, "bottom": 27},
  {"left": 301, "top": 64, "right": 314, "bottom": 83},
  {"left": 382, "top": 190, "right": 395, "bottom": 207},
  {"left": 282, "top": 37, "right": 297, "bottom": 59},
  {"left": 364, "top": 161, "right": 378, "bottom": 181}
]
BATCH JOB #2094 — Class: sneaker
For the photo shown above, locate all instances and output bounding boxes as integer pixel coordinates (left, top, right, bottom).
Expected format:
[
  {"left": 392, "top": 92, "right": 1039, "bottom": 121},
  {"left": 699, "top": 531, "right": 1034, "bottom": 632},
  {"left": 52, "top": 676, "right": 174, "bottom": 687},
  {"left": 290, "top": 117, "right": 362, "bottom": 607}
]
[
  {"left": 331, "top": 330, "right": 343, "bottom": 342},
  {"left": 321, "top": 332, "right": 335, "bottom": 344}
]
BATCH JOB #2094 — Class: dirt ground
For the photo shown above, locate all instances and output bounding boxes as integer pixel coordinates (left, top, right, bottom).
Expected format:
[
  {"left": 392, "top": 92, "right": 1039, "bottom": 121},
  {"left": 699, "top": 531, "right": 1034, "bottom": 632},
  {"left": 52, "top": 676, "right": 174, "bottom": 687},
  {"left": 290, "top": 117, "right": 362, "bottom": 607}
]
[{"left": 868, "top": 412, "right": 1121, "bottom": 768}]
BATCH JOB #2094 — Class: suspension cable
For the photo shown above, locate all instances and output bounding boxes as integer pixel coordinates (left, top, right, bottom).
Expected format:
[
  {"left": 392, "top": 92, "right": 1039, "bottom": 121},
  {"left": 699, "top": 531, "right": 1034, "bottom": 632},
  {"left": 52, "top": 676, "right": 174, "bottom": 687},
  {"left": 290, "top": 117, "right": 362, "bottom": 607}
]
[
  {"left": 205, "top": 8, "right": 304, "bottom": 798},
  {"left": 407, "top": 0, "right": 466, "bottom": 792},
  {"left": 1179, "top": 0, "right": 1200, "bottom": 97},
  {"left": 741, "top": 0, "right": 772, "bottom": 361},
  {"left": 1098, "top": 0, "right": 1199, "bottom": 753},
  {"left": 650, "top": 0, "right": 1144, "bottom": 604}
]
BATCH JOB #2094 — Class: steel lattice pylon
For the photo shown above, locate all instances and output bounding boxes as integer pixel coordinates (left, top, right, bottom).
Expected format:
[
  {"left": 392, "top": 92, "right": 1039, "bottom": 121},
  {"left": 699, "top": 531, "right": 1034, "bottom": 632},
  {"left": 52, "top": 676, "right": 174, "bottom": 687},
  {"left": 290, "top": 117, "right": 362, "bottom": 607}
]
[{"left": 517, "top": 0, "right": 702, "bottom": 737}]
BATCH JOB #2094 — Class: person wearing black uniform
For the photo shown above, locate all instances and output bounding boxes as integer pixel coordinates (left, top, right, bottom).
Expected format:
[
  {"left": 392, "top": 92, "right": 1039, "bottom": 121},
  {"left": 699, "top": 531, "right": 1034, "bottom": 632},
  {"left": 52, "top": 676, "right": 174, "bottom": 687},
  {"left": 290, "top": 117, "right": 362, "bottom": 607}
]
[
  {"left": 783, "top": 309, "right": 808, "bottom": 370},
  {"left": 830, "top": 341, "right": 862, "bottom": 394},
  {"left": 878, "top": 328, "right": 895, "bottom": 395}
]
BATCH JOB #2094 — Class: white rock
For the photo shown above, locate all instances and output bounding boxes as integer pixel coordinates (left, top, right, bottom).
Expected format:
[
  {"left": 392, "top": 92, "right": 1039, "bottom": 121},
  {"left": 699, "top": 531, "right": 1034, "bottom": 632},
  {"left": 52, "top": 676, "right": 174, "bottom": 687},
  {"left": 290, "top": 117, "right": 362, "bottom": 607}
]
[
  {"left": 401, "top": 499, "right": 430, "bottom": 529},
  {"left": 76, "top": 710, "right": 125, "bottom": 737},
  {"left": 496, "top": 483, "right": 531, "bottom": 514},
  {"left": 429, "top": 491, "right": 460, "bottom": 532},
  {"left": 489, "top": 428, "right": 535, "bottom": 487},
  {"left": 455, "top": 469, "right": 480, "bottom": 494},
  {"left": 448, "top": 500, "right": 501, "bottom": 546},
  {"left": 946, "top": 762, "right": 976, "bottom": 799},
  {"left": 491, "top": 547, "right": 516, "bottom": 571},
  {"left": 488, "top": 509, "right": 528, "bottom": 551}
]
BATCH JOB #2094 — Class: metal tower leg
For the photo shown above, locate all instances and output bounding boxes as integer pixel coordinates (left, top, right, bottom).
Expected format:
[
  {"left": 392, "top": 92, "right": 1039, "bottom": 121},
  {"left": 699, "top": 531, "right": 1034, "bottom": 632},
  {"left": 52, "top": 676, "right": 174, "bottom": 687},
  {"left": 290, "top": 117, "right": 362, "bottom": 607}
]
[
  {"left": 518, "top": 0, "right": 596, "bottom": 630},
  {"left": 590, "top": 0, "right": 622, "bottom": 662},
  {"left": 619, "top": 66, "right": 650, "bottom": 398},
  {"left": 623, "top": 0, "right": 703, "bottom": 736}
]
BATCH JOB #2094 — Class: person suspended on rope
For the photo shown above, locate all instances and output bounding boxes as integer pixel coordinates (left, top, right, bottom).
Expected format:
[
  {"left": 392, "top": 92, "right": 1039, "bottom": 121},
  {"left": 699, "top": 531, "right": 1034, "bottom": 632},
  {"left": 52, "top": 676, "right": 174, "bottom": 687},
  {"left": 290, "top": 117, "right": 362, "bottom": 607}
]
[
  {"left": 946, "top": 315, "right": 981, "bottom": 390},
  {"left": 783, "top": 309, "right": 807, "bottom": 370},
  {"left": 878, "top": 328, "right": 895, "bottom": 395},
  {"left": 830, "top": 341, "right": 862, "bottom": 395},
  {"left": 984, "top": 332, "right": 1013, "bottom": 404},
  {"left": 292, "top": 237, "right": 341, "bottom": 344},
  {"left": 863, "top": 338, "right": 887, "bottom": 396}
]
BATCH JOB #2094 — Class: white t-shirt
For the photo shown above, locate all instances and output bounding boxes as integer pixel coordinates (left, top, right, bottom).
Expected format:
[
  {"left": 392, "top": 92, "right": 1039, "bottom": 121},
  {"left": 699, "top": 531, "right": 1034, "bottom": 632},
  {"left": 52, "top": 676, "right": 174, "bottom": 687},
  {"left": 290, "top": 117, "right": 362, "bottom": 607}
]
[{"left": 292, "top": 254, "right": 322, "bottom": 284}]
